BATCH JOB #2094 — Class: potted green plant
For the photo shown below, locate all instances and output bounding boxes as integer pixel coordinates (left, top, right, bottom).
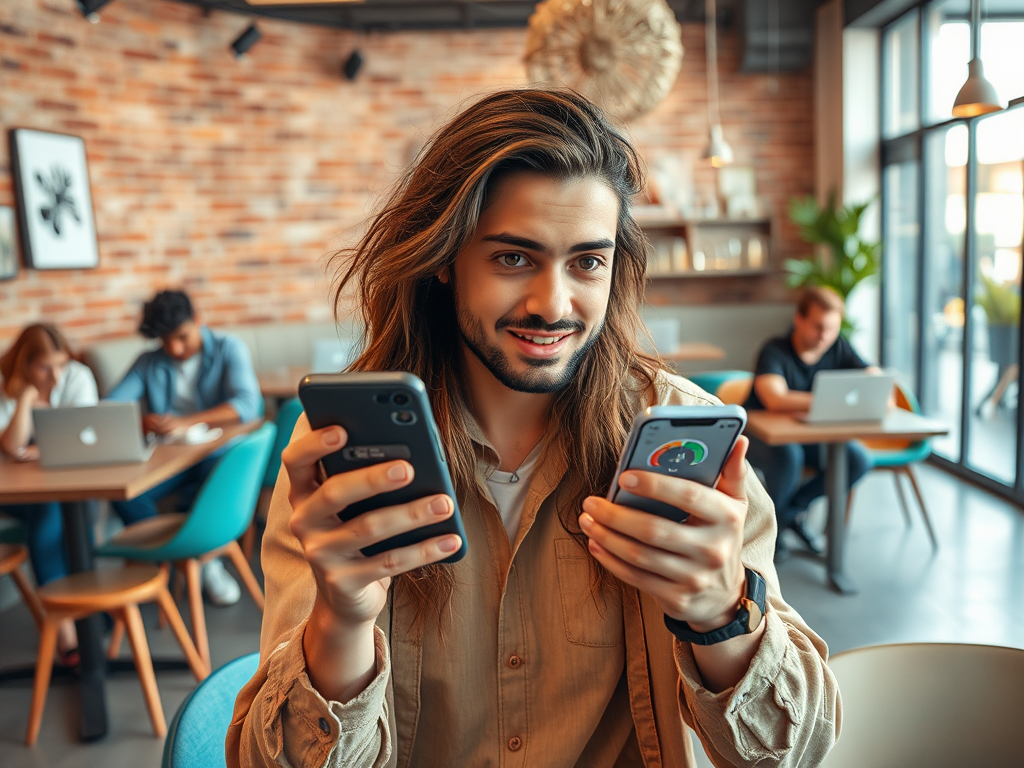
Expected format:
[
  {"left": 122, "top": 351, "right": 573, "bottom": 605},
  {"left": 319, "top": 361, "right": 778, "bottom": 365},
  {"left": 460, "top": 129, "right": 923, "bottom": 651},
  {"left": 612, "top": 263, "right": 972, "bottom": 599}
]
[
  {"left": 783, "top": 190, "right": 880, "bottom": 337},
  {"left": 977, "top": 273, "right": 1020, "bottom": 368}
]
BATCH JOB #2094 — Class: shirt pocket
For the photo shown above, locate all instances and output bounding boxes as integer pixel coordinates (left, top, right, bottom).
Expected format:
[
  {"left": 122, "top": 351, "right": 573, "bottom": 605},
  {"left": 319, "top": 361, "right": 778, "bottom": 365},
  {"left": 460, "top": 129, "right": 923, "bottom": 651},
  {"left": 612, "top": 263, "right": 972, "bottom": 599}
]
[{"left": 554, "top": 538, "right": 623, "bottom": 647}]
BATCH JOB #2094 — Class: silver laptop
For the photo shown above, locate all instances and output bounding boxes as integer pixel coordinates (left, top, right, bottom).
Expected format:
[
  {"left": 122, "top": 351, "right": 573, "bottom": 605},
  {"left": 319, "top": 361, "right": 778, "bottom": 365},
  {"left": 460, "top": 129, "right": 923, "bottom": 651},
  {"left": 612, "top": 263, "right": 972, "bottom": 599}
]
[
  {"left": 33, "top": 401, "right": 154, "bottom": 469},
  {"left": 801, "top": 370, "right": 896, "bottom": 423}
]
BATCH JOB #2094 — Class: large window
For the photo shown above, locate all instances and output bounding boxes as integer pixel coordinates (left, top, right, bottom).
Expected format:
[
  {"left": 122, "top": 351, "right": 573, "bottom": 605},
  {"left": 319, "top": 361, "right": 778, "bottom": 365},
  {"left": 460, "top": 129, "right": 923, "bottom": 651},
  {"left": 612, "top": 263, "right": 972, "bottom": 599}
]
[{"left": 882, "top": 1, "right": 1024, "bottom": 495}]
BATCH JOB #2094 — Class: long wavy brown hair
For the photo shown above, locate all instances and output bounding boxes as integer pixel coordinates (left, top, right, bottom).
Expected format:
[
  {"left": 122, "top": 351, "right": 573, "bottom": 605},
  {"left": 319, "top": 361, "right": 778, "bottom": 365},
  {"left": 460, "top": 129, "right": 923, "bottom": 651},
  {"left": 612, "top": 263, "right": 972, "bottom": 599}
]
[
  {"left": 331, "top": 89, "right": 664, "bottom": 629},
  {"left": 1, "top": 324, "right": 77, "bottom": 399}
]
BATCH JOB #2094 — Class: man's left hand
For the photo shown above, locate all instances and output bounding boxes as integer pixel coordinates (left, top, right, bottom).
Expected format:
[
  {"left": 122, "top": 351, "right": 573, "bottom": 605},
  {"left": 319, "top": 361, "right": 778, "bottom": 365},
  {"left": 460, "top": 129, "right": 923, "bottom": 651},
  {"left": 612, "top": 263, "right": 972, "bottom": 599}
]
[{"left": 580, "top": 436, "right": 750, "bottom": 632}]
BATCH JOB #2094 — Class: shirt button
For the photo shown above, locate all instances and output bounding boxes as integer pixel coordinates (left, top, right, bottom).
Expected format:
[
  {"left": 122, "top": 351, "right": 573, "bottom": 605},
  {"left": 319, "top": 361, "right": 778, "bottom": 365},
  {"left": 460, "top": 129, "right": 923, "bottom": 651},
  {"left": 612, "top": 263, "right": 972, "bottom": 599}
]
[
  {"left": 508, "top": 654, "right": 522, "bottom": 669},
  {"left": 508, "top": 736, "right": 523, "bottom": 751},
  {"left": 318, "top": 717, "right": 330, "bottom": 734}
]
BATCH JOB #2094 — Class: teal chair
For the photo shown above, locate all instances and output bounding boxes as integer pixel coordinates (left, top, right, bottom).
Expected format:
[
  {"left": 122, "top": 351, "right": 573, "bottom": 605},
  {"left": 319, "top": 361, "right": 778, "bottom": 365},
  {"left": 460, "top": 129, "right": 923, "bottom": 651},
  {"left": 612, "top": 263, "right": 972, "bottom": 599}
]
[
  {"left": 263, "top": 397, "right": 303, "bottom": 489},
  {"left": 162, "top": 651, "right": 259, "bottom": 768},
  {"left": 855, "top": 384, "right": 938, "bottom": 549},
  {"left": 241, "top": 397, "right": 303, "bottom": 562},
  {"left": 686, "top": 370, "right": 754, "bottom": 405},
  {"left": 96, "top": 423, "right": 277, "bottom": 669}
]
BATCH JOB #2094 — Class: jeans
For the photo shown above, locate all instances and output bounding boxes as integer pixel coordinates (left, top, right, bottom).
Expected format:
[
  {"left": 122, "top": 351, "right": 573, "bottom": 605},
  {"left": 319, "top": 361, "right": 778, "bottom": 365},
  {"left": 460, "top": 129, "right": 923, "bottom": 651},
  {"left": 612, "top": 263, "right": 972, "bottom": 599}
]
[
  {"left": 1, "top": 503, "right": 73, "bottom": 585},
  {"left": 746, "top": 437, "right": 871, "bottom": 530},
  {"left": 111, "top": 455, "right": 219, "bottom": 525}
]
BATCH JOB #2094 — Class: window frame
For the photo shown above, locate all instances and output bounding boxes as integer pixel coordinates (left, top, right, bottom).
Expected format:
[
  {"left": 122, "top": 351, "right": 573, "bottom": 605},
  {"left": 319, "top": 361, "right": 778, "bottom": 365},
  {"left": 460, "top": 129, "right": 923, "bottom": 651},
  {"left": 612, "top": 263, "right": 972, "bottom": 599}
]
[{"left": 880, "top": 0, "right": 1024, "bottom": 498}]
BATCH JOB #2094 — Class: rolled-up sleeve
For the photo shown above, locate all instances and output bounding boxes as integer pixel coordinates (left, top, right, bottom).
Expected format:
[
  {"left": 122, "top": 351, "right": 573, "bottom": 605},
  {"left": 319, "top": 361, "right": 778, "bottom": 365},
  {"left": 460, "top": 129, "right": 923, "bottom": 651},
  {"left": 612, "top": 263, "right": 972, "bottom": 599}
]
[
  {"left": 227, "top": 415, "right": 392, "bottom": 768},
  {"left": 228, "top": 621, "right": 392, "bottom": 768},
  {"left": 673, "top": 465, "right": 841, "bottom": 767}
]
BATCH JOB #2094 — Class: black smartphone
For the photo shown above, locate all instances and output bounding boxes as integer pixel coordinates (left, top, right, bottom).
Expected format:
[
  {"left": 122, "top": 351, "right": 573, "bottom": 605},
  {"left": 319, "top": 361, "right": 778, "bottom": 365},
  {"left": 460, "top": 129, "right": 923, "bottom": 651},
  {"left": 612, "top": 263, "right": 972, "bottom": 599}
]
[
  {"left": 298, "top": 372, "right": 467, "bottom": 563},
  {"left": 607, "top": 405, "right": 747, "bottom": 523}
]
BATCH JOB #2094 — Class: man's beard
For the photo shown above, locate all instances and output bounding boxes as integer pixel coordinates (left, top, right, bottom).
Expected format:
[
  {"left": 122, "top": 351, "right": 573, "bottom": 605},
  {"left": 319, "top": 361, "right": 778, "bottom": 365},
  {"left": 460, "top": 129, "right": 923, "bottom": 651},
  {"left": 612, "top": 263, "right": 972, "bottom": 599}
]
[{"left": 455, "top": 301, "right": 604, "bottom": 394}]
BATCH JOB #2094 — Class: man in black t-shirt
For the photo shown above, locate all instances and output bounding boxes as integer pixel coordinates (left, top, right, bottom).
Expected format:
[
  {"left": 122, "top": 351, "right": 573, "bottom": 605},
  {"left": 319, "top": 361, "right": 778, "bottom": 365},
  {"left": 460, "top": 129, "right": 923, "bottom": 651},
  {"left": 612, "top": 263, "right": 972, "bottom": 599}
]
[{"left": 745, "top": 286, "right": 876, "bottom": 561}]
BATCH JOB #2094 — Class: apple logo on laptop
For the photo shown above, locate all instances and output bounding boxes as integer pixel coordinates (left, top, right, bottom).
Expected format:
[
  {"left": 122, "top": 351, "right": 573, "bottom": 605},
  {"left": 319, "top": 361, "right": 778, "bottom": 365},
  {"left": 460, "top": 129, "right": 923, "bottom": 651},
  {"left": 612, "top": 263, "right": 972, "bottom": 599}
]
[
  {"left": 845, "top": 389, "right": 860, "bottom": 407},
  {"left": 79, "top": 426, "right": 98, "bottom": 446}
]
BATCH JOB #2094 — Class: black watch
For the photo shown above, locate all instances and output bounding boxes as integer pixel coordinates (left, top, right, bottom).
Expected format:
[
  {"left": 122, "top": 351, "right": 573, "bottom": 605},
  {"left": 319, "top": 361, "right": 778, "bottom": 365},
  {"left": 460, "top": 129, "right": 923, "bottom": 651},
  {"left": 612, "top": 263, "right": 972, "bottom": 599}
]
[{"left": 664, "top": 568, "right": 767, "bottom": 646}]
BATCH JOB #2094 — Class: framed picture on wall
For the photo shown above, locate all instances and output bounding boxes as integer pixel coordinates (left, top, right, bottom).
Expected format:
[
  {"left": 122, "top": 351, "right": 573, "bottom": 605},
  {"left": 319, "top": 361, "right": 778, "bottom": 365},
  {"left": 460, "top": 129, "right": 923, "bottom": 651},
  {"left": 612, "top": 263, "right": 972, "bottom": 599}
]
[
  {"left": 9, "top": 128, "right": 99, "bottom": 270},
  {"left": 0, "top": 206, "right": 17, "bottom": 280}
]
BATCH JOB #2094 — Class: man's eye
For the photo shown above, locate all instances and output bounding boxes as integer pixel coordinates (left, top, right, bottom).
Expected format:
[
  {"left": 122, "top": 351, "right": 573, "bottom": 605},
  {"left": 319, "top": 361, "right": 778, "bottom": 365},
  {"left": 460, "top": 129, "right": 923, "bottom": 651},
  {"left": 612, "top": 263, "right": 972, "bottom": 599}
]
[
  {"left": 577, "top": 256, "right": 601, "bottom": 271},
  {"left": 499, "top": 254, "right": 526, "bottom": 268}
]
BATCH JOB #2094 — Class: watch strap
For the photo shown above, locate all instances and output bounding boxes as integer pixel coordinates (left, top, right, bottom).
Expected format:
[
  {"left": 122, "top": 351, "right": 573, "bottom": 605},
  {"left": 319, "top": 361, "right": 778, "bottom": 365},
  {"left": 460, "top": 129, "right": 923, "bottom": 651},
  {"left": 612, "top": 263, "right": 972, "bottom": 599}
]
[{"left": 664, "top": 568, "right": 767, "bottom": 646}]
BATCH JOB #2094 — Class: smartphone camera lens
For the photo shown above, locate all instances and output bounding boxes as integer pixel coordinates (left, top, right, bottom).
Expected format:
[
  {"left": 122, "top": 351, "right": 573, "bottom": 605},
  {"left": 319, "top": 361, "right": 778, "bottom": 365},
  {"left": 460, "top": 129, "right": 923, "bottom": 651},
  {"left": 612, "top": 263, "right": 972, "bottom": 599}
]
[
  {"left": 392, "top": 392, "right": 410, "bottom": 406},
  {"left": 392, "top": 410, "right": 417, "bottom": 425}
]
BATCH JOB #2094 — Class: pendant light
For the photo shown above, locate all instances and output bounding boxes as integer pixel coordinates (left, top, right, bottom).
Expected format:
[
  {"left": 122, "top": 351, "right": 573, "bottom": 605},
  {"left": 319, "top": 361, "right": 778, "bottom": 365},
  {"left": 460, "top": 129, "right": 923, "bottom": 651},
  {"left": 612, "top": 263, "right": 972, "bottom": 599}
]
[
  {"left": 952, "top": 0, "right": 1003, "bottom": 117},
  {"left": 702, "top": 0, "right": 733, "bottom": 167}
]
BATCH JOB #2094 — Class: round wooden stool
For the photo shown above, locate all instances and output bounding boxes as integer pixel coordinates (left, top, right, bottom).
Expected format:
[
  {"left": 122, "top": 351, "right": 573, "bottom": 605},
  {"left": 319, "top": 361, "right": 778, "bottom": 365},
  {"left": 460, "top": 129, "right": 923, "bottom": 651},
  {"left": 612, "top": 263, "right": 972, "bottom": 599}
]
[
  {"left": 26, "top": 564, "right": 209, "bottom": 746},
  {"left": 0, "top": 544, "right": 45, "bottom": 629}
]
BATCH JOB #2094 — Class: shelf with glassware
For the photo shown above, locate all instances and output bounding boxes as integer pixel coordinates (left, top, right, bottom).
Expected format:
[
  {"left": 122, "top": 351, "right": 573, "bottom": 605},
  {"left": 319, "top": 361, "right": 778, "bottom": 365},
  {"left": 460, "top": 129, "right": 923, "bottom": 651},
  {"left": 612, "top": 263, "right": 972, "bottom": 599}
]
[{"left": 639, "top": 218, "right": 773, "bottom": 279}]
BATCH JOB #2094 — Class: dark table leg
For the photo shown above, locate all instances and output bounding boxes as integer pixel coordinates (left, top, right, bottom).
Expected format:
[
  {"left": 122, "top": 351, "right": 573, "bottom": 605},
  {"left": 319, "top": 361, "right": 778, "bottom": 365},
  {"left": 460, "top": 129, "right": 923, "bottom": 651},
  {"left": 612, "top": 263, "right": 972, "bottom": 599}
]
[
  {"left": 60, "top": 500, "right": 108, "bottom": 742},
  {"left": 824, "top": 443, "right": 857, "bottom": 595}
]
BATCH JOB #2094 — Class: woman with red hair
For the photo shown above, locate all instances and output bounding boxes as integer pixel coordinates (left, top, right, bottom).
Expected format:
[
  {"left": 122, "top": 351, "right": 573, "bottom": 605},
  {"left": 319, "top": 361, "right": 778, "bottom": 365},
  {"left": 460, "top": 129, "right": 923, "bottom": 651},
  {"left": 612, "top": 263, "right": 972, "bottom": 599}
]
[{"left": 0, "top": 324, "right": 98, "bottom": 664}]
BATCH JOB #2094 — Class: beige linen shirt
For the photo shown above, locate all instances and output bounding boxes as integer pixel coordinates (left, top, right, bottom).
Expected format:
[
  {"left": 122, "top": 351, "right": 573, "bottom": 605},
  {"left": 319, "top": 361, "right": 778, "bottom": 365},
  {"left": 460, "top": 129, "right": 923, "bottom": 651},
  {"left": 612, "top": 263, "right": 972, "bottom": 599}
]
[{"left": 228, "top": 372, "right": 841, "bottom": 768}]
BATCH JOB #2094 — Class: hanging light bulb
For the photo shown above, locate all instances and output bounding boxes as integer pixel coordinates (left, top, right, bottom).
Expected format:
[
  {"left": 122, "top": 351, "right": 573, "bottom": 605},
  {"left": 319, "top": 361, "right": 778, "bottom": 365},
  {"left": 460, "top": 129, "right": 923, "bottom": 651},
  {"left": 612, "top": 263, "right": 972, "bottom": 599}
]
[
  {"left": 952, "top": 0, "right": 1003, "bottom": 117},
  {"left": 705, "top": 125, "right": 734, "bottom": 168},
  {"left": 702, "top": 0, "right": 733, "bottom": 166}
]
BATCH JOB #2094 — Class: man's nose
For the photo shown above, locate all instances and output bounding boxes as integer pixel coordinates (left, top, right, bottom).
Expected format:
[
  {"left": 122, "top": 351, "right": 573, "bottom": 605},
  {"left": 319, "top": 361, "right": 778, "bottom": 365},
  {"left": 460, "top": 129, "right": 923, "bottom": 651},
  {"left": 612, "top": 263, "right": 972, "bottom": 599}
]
[{"left": 524, "top": 268, "right": 573, "bottom": 323}]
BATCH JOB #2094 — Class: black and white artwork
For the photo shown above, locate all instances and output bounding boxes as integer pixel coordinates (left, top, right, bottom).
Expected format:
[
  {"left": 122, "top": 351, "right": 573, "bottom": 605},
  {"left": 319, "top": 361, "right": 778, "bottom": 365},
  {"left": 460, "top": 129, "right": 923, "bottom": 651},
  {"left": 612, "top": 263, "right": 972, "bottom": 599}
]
[
  {"left": 10, "top": 129, "right": 99, "bottom": 270},
  {"left": 0, "top": 206, "right": 17, "bottom": 280}
]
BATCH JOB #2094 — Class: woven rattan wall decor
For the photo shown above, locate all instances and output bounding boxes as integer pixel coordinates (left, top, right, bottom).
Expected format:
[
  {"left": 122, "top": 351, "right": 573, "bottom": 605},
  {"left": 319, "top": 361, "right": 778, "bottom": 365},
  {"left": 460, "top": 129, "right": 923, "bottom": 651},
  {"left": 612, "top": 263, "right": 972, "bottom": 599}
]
[{"left": 524, "top": 0, "right": 684, "bottom": 122}]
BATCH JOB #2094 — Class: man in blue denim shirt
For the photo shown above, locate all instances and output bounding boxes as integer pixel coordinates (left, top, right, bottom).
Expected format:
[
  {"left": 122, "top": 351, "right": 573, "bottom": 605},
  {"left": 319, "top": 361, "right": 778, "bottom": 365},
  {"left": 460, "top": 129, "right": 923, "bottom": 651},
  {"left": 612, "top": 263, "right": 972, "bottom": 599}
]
[{"left": 107, "top": 289, "right": 262, "bottom": 604}]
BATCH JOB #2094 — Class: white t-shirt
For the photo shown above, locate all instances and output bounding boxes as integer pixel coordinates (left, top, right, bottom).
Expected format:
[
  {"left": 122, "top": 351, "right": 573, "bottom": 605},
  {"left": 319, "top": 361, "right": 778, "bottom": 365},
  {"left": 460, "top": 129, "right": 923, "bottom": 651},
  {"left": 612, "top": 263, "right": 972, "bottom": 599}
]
[
  {"left": 485, "top": 441, "right": 544, "bottom": 544},
  {"left": 0, "top": 359, "right": 99, "bottom": 432},
  {"left": 171, "top": 353, "right": 202, "bottom": 415}
]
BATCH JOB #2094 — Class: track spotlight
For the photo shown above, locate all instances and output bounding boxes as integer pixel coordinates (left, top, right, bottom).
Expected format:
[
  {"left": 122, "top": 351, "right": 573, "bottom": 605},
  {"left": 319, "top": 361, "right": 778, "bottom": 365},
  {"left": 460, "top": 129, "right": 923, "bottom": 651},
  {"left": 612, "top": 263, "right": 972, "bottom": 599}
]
[
  {"left": 342, "top": 50, "right": 363, "bottom": 81},
  {"left": 76, "top": 0, "right": 115, "bottom": 23},
  {"left": 231, "top": 24, "right": 262, "bottom": 59}
]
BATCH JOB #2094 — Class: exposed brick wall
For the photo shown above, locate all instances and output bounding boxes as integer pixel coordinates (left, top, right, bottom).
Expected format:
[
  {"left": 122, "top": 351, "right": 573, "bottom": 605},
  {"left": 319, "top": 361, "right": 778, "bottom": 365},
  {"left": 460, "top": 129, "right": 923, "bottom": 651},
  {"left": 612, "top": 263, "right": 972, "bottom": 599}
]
[{"left": 0, "top": 0, "right": 812, "bottom": 351}]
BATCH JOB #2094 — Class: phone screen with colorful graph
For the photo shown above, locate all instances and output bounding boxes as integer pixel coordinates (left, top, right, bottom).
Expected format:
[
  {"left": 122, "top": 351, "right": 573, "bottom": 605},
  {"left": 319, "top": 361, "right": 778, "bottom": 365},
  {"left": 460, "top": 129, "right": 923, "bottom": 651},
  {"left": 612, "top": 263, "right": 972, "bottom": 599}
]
[{"left": 607, "top": 405, "right": 747, "bottom": 523}]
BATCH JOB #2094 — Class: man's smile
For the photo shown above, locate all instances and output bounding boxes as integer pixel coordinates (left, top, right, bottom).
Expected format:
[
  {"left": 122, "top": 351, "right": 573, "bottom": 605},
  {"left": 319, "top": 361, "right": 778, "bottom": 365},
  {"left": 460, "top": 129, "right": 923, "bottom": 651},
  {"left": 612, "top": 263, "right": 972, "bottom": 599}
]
[{"left": 508, "top": 330, "right": 574, "bottom": 346}]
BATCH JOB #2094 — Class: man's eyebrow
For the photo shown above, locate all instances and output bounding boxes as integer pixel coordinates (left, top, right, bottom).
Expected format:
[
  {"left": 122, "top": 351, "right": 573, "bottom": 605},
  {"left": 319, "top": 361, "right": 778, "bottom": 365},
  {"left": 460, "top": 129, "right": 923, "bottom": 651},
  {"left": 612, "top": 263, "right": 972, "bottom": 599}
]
[
  {"left": 569, "top": 238, "right": 615, "bottom": 253},
  {"left": 481, "top": 233, "right": 615, "bottom": 253}
]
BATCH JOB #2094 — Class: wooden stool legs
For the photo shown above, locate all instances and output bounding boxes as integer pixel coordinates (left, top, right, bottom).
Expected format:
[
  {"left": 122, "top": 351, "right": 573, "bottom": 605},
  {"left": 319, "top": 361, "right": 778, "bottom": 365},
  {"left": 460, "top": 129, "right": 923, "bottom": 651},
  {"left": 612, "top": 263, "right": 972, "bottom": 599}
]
[
  {"left": 121, "top": 603, "right": 166, "bottom": 738},
  {"left": 224, "top": 541, "right": 265, "bottom": 611},
  {"left": 26, "top": 581, "right": 208, "bottom": 746},
  {"left": 182, "top": 558, "right": 211, "bottom": 672},
  {"left": 26, "top": 620, "right": 59, "bottom": 746},
  {"left": 155, "top": 586, "right": 209, "bottom": 681}
]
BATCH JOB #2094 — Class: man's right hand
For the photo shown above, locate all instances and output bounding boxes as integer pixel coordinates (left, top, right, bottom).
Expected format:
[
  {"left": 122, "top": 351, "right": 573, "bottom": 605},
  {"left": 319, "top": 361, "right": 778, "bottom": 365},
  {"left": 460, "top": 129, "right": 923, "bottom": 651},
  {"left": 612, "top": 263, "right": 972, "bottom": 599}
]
[
  {"left": 281, "top": 418, "right": 459, "bottom": 701},
  {"left": 142, "top": 413, "right": 175, "bottom": 435}
]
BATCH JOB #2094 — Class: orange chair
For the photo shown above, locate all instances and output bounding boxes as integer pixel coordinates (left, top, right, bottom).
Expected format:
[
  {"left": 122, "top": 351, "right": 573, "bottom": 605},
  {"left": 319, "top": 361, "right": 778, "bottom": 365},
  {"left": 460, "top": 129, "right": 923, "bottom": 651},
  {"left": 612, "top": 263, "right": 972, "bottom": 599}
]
[
  {"left": 26, "top": 565, "right": 208, "bottom": 745},
  {"left": 854, "top": 383, "right": 938, "bottom": 549}
]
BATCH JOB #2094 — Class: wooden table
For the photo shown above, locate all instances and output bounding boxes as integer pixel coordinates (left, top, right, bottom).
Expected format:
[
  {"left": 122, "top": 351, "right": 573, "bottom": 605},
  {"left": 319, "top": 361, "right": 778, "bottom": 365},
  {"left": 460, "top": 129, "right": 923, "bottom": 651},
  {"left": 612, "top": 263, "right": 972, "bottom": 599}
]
[
  {"left": 745, "top": 410, "right": 949, "bottom": 594},
  {"left": 0, "top": 421, "right": 258, "bottom": 742},
  {"left": 257, "top": 366, "right": 310, "bottom": 400},
  {"left": 660, "top": 342, "right": 726, "bottom": 363}
]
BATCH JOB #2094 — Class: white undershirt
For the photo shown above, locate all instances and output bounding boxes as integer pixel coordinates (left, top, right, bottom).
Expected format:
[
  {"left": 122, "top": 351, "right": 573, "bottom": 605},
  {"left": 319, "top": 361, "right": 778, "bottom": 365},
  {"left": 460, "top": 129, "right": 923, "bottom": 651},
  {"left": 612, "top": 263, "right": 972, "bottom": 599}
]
[
  {"left": 485, "top": 442, "right": 544, "bottom": 544},
  {"left": 171, "top": 353, "right": 202, "bottom": 415}
]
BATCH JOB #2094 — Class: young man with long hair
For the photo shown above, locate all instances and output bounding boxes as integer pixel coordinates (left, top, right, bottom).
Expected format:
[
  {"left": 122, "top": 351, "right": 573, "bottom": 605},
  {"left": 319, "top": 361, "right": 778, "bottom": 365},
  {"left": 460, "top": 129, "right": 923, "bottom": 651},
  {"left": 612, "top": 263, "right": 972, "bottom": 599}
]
[{"left": 230, "top": 89, "right": 839, "bottom": 768}]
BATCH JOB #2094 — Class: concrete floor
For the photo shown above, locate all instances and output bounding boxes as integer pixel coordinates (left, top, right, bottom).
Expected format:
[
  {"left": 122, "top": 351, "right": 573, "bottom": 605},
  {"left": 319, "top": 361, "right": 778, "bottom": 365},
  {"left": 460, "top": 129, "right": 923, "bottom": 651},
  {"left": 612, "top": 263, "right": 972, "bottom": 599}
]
[{"left": 2, "top": 461, "right": 1023, "bottom": 767}]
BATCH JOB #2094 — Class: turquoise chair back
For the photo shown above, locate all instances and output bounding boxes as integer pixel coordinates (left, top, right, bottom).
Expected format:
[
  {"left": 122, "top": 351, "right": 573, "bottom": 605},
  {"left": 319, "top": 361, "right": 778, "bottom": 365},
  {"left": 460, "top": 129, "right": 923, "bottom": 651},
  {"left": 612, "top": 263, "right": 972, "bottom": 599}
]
[
  {"left": 162, "top": 652, "right": 259, "bottom": 768},
  {"left": 263, "top": 397, "right": 303, "bottom": 488},
  {"left": 164, "top": 422, "right": 276, "bottom": 559},
  {"left": 100, "top": 424, "right": 276, "bottom": 563},
  {"left": 686, "top": 370, "right": 753, "bottom": 400}
]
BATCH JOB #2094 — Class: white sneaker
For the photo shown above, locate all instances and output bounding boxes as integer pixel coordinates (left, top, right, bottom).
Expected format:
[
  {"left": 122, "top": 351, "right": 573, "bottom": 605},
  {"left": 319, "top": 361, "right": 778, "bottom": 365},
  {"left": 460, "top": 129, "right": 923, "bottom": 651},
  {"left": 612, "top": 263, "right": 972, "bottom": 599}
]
[{"left": 201, "top": 558, "right": 241, "bottom": 607}]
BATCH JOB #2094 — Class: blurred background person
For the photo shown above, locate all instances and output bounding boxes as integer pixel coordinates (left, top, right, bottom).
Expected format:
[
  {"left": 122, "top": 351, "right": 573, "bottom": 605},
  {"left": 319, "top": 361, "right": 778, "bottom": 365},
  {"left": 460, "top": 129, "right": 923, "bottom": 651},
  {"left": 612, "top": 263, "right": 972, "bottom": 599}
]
[{"left": 0, "top": 323, "right": 99, "bottom": 665}]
